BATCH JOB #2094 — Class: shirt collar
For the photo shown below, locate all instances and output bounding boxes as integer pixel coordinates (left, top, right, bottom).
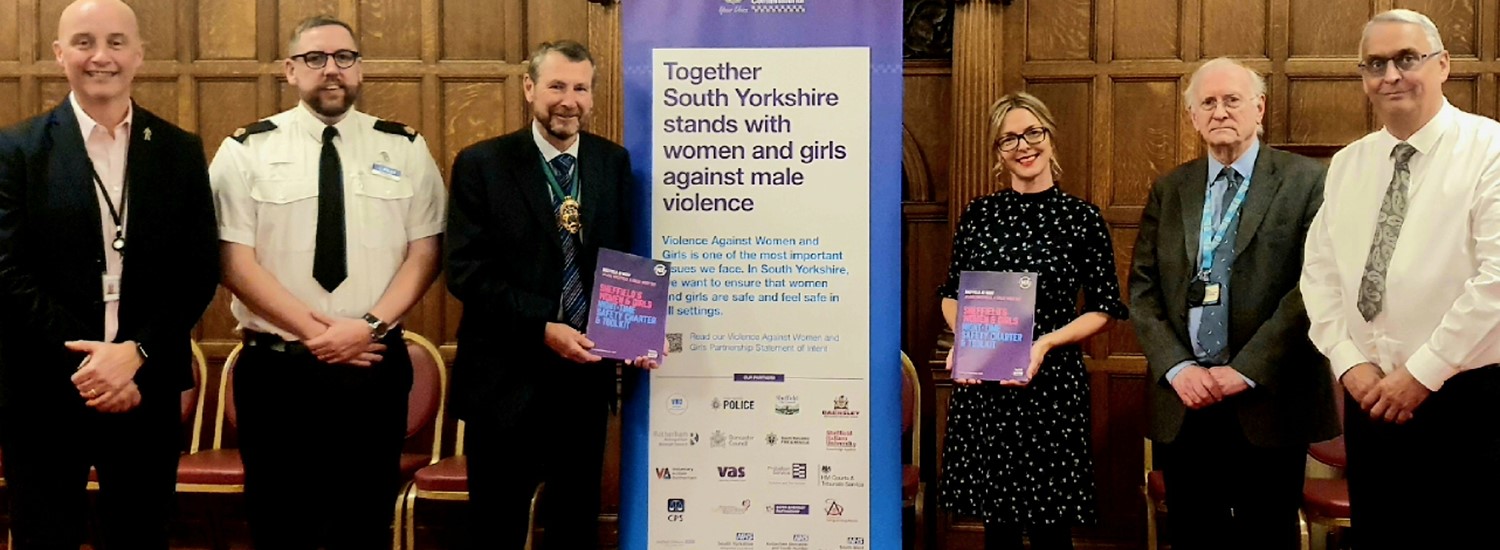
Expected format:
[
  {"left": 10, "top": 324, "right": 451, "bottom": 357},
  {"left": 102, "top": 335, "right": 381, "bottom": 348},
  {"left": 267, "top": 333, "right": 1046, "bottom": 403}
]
[
  {"left": 295, "top": 102, "right": 363, "bottom": 144},
  {"left": 69, "top": 92, "right": 133, "bottom": 141},
  {"left": 1383, "top": 100, "right": 1454, "bottom": 156},
  {"left": 532, "top": 119, "right": 580, "bottom": 161},
  {"left": 1206, "top": 137, "right": 1260, "bottom": 185}
]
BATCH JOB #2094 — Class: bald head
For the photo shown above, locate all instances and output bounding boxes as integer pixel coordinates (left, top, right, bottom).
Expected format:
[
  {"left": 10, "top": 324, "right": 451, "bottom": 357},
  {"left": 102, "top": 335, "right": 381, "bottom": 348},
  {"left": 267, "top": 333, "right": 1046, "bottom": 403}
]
[{"left": 54, "top": 0, "right": 143, "bottom": 117}]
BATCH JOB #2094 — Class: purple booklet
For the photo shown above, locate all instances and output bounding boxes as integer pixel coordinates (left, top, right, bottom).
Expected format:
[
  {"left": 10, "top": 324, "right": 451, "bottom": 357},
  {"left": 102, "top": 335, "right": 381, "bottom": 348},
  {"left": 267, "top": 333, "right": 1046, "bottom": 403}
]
[
  {"left": 586, "top": 248, "right": 670, "bottom": 362},
  {"left": 954, "top": 271, "right": 1038, "bottom": 382}
]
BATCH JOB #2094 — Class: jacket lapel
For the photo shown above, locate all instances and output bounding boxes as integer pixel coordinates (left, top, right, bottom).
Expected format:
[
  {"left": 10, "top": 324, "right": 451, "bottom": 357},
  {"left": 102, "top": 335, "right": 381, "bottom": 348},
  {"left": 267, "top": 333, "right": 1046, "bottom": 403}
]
[
  {"left": 1179, "top": 158, "right": 1208, "bottom": 268},
  {"left": 123, "top": 103, "right": 157, "bottom": 251},
  {"left": 47, "top": 100, "right": 105, "bottom": 257},
  {"left": 1233, "top": 144, "right": 1282, "bottom": 257},
  {"left": 579, "top": 136, "right": 604, "bottom": 250},
  {"left": 513, "top": 136, "right": 562, "bottom": 253}
]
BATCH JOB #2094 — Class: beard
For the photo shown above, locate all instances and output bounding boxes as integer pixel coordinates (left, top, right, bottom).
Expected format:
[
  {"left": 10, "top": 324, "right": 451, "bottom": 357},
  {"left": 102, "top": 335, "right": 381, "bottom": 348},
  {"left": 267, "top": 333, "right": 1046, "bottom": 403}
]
[
  {"left": 304, "top": 81, "right": 360, "bottom": 119},
  {"left": 538, "top": 109, "right": 585, "bottom": 143}
]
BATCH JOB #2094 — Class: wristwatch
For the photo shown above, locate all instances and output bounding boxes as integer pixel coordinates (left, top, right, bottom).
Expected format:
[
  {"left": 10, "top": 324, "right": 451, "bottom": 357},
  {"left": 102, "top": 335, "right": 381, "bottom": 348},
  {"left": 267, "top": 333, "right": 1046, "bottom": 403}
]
[
  {"left": 134, "top": 341, "right": 149, "bottom": 360},
  {"left": 362, "top": 313, "right": 391, "bottom": 340}
]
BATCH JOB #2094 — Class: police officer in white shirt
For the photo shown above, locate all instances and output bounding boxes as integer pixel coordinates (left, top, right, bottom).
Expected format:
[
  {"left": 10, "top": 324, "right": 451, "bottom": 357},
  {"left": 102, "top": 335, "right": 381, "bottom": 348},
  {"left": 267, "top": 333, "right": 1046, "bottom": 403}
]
[
  {"left": 1300, "top": 9, "right": 1500, "bottom": 549},
  {"left": 208, "top": 15, "right": 445, "bottom": 549}
]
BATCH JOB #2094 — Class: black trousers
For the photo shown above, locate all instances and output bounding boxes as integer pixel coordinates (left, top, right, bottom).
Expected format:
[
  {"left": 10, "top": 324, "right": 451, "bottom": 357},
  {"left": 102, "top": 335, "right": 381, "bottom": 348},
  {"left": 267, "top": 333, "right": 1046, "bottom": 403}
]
[
  {"left": 0, "top": 393, "right": 180, "bottom": 550},
  {"left": 1160, "top": 405, "right": 1307, "bottom": 550},
  {"left": 234, "top": 331, "right": 411, "bottom": 550},
  {"left": 1343, "top": 366, "right": 1500, "bottom": 550},
  {"left": 465, "top": 383, "right": 609, "bottom": 550}
]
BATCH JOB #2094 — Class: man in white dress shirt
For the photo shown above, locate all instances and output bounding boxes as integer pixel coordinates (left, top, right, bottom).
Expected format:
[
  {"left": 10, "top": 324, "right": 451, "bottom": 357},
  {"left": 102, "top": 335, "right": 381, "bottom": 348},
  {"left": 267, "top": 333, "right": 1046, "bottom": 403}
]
[{"left": 1300, "top": 9, "right": 1500, "bottom": 549}]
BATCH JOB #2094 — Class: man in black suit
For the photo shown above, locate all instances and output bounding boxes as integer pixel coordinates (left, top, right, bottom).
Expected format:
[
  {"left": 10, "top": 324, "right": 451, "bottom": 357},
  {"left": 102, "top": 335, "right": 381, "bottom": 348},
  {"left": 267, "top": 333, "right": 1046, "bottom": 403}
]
[
  {"left": 446, "top": 40, "right": 653, "bottom": 549},
  {"left": 0, "top": 0, "right": 219, "bottom": 548},
  {"left": 1130, "top": 57, "right": 1338, "bottom": 550}
]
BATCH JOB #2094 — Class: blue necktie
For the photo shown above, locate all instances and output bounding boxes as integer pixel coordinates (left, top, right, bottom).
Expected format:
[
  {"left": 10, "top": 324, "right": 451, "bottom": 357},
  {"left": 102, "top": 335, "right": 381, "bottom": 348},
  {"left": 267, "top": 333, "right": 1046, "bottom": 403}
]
[
  {"left": 1195, "top": 167, "right": 1242, "bottom": 364},
  {"left": 550, "top": 154, "right": 588, "bottom": 328}
]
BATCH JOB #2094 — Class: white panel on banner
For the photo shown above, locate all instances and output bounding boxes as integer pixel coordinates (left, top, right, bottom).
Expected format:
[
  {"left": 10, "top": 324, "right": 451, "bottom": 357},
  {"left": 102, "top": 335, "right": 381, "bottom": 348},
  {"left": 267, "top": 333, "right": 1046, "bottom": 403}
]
[{"left": 648, "top": 47, "right": 871, "bottom": 550}]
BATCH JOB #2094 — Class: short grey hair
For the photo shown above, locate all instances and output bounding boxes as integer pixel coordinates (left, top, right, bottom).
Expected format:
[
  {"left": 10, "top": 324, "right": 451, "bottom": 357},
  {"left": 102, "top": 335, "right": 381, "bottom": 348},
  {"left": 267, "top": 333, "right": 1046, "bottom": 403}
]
[
  {"left": 1183, "top": 57, "right": 1266, "bottom": 110},
  {"left": 1361, "top": 9, "right": 1444, "bottom": 56},
  {"left": 527, "top": 40, "right": 595, "bottom": 83}
]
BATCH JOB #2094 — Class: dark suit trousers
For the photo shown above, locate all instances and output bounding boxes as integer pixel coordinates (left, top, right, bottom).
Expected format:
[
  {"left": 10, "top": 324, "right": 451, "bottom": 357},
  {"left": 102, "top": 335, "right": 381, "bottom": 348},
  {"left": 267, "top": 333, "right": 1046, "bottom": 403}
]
[
  {"left": 1343, "top": 366, "right": 1500, "bottom": 550},
  {"left": 465, "top": 379, "right": 609, "bottom": 550},
  {"left": 1160, "top": 405, "right": 1306, "bottom": 550},
  {"left": 233, "top": 332, "right": 411, "bottom": 550},
  {"left": 0, "top": 393, "right": 180, "bottom": 550}
]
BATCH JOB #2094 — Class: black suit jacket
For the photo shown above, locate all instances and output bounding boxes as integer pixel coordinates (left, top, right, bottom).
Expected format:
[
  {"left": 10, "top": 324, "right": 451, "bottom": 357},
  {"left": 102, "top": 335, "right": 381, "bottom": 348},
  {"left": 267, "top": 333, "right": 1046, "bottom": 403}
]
[
  {"left": 1130, "top": 144, "right": 1339, "bottom": 448},
  {"left": 445, "top": 128, "right": 635, "bottom": 426},
  {"left": 0, "top": 100, "right": 220, "bottom": 409}
]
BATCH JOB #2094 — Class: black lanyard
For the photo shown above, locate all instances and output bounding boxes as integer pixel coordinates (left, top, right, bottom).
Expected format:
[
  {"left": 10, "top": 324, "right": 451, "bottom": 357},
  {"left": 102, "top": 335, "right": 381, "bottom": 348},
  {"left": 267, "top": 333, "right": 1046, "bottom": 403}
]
[{"left": 88, "top": 162, "right": 128, "bottom": 253}]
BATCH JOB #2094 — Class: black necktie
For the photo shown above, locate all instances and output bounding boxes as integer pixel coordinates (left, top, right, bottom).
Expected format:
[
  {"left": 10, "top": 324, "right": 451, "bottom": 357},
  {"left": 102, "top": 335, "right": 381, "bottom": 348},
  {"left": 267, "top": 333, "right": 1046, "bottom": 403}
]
[
  {"left": 551, "top": 154, "right": 587, "bottom": 327},
  {"left": 314, "top": 125, "right": 347, "bottom": 292}
]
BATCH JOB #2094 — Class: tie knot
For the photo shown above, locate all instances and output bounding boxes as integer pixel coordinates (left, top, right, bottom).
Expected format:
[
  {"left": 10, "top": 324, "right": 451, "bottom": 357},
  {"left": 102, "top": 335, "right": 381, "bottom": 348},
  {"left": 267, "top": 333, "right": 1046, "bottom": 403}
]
[
  {"left": 1218, "top": 166, "right": 1242, "bottom": 187},
  {"left": 322, "top": 125, "right": 339, "bottom": 142},
  {"left": 550, "top": 154, "right": 576, "bottom": 177},
  {"left": 1392, "top": 142, "right": 1417, "bottom": 166}
]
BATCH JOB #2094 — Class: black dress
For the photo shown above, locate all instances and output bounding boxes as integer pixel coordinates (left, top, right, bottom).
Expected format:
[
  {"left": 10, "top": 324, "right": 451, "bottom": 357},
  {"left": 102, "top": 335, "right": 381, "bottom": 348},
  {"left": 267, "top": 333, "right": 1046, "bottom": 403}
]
[{"left": 938, "top": 185, "right": 1129, "bottom": 526}]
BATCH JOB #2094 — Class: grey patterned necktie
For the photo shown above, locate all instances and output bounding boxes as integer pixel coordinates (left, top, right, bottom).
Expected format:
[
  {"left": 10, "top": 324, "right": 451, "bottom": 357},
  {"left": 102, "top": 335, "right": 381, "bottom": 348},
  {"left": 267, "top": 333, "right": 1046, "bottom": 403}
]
[
  {"left": 1195, "top": 167, "right": 1242, "bottom": 364},
  {"left": 1356, "top": 142, "right": 1418, "bottom": 322}
]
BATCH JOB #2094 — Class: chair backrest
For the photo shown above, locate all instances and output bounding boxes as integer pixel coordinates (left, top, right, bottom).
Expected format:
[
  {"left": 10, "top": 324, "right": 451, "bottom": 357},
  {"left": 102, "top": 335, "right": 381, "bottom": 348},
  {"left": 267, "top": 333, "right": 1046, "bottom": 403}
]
[
  {"left": 900, "top": 351, "right": 920, "bottom": 469},
  {"left": 404, "top": 332, "right": 447, "bottom": 463},
  {"left": 212, "top": 343, "right": 244, "bottom": 450},
  {"left": 183, "top": 340, "right": 211, "bottom": 454}
]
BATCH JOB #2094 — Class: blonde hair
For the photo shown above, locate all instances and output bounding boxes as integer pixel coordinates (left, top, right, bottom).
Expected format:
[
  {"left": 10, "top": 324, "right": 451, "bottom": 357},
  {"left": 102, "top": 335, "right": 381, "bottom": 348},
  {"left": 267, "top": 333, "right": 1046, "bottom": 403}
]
[{"left": 989, "top": 92, "right": 1063, "bottom": 183}]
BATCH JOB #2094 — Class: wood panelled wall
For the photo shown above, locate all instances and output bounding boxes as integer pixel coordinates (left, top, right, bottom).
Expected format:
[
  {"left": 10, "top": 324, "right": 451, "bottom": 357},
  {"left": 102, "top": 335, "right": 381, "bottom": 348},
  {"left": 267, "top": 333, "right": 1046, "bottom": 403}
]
[{"left": 898, "top": 0, "right": 1500, "bottom": 548}]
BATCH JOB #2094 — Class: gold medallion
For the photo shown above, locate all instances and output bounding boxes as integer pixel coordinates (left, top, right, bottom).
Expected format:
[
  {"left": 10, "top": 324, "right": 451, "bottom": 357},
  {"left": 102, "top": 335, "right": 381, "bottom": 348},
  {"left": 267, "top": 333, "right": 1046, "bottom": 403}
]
[{"left": 559, "top": 196, "right": 582, "bottom": 234}]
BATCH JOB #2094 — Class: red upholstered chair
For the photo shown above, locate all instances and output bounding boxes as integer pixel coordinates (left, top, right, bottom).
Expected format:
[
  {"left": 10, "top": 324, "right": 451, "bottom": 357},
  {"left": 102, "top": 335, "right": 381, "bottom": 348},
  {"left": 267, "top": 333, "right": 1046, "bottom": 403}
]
[
  {"left": 400, "top": 332, "right": 447, "bottom": 481},
  {"left": 397, "top": 422, "right": 544, "bottom": 550},
  {"left": 900, "top": 351, "right": 928, "bottom": 550},
  {"left": 1301, "top": 436, "right": 1350, "bottom": 550},
  {"left": 1143, "top": 439, "right": 1168, "bottom": 549},
  {"left": 174, "top": 343, "right": 246, "bottom": 494},
  {"left": 88, "top": 339, "right": 214, "bottom": 491}
]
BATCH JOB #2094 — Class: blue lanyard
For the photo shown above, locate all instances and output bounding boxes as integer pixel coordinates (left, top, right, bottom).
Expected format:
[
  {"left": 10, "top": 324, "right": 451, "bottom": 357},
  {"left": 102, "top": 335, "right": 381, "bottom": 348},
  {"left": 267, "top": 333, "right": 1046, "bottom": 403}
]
[{"left": 1197, "top": 171, "right": 1250, "bottom": 275}]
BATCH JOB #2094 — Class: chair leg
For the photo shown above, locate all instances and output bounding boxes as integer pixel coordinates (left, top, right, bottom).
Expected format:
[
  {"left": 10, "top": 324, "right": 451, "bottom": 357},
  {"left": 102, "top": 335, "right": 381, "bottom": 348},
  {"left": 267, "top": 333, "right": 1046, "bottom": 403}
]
[
  {"left": 1145, "top": 494, "right": 1159, "bottom": 550},
  {"left": 525, "top": 482, "right": 545, "bottom": 550},
  {"left": 404, "top": 484, "right": 419, "bottom": 550},
  {"left": 914, "top": 483, "right": 927, "bottom": 550},
  {"left": 1299, "top": 510, "right": 1311, "bottom": 550},
  {"left": 393, "top": 480, "right": 413, "bottom": 550}
]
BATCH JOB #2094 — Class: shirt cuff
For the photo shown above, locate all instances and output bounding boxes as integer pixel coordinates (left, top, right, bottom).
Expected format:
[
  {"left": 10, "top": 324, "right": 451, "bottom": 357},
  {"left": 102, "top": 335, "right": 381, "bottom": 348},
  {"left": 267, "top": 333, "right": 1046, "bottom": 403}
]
[
  {"left": 1405, "top": 345, "right": 1459, "bottom": 391},
  {"left": 1327, "top": 340, "right": 1369, "bottom": 382},
  {"left": 1238, "top": 372, "right": 1257, "bottom": 388},
  {"left": 1165, "top": 361, "right": 1194, "bottom": 383}
]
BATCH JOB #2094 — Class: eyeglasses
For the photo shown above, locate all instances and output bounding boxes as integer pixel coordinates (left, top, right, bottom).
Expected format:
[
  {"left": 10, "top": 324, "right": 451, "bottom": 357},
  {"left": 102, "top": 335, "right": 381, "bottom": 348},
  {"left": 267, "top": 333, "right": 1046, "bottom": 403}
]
[
  {"left": 1358, "top": 50, "right": 1443, "bottom": 78},
  {"left": 1196, "top": 95, "right": 1246, "bottom": 113},
  {"left": 997, "top": 127, "right": 1049, "bottom": 152},
  {"left": 291, "top": 49, "right": 361, "bottom": 70}
]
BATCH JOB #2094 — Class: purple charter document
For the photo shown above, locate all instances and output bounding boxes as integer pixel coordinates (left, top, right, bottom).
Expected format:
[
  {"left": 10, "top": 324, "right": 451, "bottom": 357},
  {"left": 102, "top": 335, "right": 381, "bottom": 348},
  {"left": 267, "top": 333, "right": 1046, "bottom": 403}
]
[
  {"left": 954, "top": 271, "right": 1037, "bottom": 383},
  {"left": 587, "top": 248, "right": 671, "bottom": 362}
]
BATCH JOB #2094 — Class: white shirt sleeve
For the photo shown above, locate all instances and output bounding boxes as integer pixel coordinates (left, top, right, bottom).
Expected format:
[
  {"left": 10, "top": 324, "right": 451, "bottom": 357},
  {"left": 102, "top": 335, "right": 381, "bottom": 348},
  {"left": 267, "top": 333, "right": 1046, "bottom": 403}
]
[
  {"left": 405, "top": 134, "right": 447, "bottom": 241},
  {"left": 1300, "top": 157, "right": 1370, "bottom": 382},
  {"left": 209, "top": 138, "right": 257, "bottom": 247}
]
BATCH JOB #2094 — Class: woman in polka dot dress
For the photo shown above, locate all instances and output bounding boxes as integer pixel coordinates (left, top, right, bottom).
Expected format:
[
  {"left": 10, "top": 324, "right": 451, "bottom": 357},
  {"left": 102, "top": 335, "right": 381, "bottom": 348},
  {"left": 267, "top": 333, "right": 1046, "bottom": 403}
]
[{"left": 938, "top": 92, "right": 1129, "bottom": 550}]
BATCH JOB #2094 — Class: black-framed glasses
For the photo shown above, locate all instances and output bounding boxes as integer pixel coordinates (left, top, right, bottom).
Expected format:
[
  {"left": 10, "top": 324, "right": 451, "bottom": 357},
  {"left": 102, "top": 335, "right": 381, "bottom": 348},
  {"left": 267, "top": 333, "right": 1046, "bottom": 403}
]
[
  {"left": 291, "top": 49, "right": 361, "bottom": 70},
  {"left": 1358, "top": 50, "right": 1443, "bottom": 78},
  {"left": 997, "top": 127, "right": 1049, "bottom": 152}
]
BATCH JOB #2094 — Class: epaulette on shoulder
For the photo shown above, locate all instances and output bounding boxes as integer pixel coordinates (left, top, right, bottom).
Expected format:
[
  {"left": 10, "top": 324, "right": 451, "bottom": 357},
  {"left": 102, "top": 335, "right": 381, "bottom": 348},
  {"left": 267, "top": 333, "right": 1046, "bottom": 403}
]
[
  {"left": 230, "top": 120, "right": 277, "bottom": 144},
  {"left": 373, "top": 120, "right": 419, "bottom": 142}
]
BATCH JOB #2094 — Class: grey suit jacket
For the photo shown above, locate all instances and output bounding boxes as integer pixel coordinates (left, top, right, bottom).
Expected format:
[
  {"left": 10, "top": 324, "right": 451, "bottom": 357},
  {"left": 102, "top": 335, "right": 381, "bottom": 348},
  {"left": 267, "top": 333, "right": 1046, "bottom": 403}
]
[{"left": 1130, "top": 144, "right": 1339, "bottom": 447}]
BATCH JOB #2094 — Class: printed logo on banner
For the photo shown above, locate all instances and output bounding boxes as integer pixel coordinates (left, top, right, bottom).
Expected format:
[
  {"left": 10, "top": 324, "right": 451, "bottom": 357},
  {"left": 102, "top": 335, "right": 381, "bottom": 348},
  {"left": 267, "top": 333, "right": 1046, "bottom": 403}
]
[
  {"left": 655, "top": 467, "right": 697, "bottom": 480},
  {"left": 825, "top": 499, "right": 857, "bottom": 523},
  {"left": 652, "top": 538, "right": 694, "bottom": 549},
  {"left": 818, "top": 464, "right": 866, "bottom": 488},
  {"left": 794, "top": 534, "right": 810, "bottom": 543},
  {"left": 713, "top": 499, "right": 754, "bottom": 515},
  {"left": 666, "top": 394, "right": 688, "bottom": 415},
  {"left": 667, "top": 498, "right": 686, "bottom": 522},
  {"left": 712, "top": 397, "right": 755, "bottom": 411},
  {"left": 766, "top": 432, "right": 812, "bottom": 446},
  {"left": 718, "top": 0, "right": 808, "bottom": 14},
  {"left": 841, "top": 536, "right": 868, "bottom": 549},
  {"left": 766, "top": 463, "right": 809, "bottom": 485},
  {"left": 654, "top": 430, "right": 700, "bottom": 447},
  {"left": 775, "top": 394, "right": 801, "bottom": 415},
  {"left": 733, "top": 373, "right": 786, "bottom": 382},
  {"left": 825, "top": 429, "right": 857, "bottom": 451},
  {"left": 822, "top": 395, "right": 861, "bottom": 418},
  {"left": 767, "top": 503, "right": 812, "bottom": 515},
  {"left": 717, "top": 466, "right": 747, "bottom": 480},
  {"left": 710, "top": 429, "right": 754, "bottom": 448}
]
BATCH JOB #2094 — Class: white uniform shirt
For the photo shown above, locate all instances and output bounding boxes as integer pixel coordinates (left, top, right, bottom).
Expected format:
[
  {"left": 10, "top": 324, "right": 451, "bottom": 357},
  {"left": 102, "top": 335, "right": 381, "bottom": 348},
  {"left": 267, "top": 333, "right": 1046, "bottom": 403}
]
[
  {"left": 209, "top": 104, "right": 447, "bottom": 340},
  {"left": 1302, "top": 101, "right": 1500, "bottom": 390}
]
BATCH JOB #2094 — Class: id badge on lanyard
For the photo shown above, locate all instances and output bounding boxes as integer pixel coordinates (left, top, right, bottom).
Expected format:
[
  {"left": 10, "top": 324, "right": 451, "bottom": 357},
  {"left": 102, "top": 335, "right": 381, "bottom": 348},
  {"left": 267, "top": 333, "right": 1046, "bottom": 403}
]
[{"left": 1189, "top": 175, "right": 1249, "bottom": 307}]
